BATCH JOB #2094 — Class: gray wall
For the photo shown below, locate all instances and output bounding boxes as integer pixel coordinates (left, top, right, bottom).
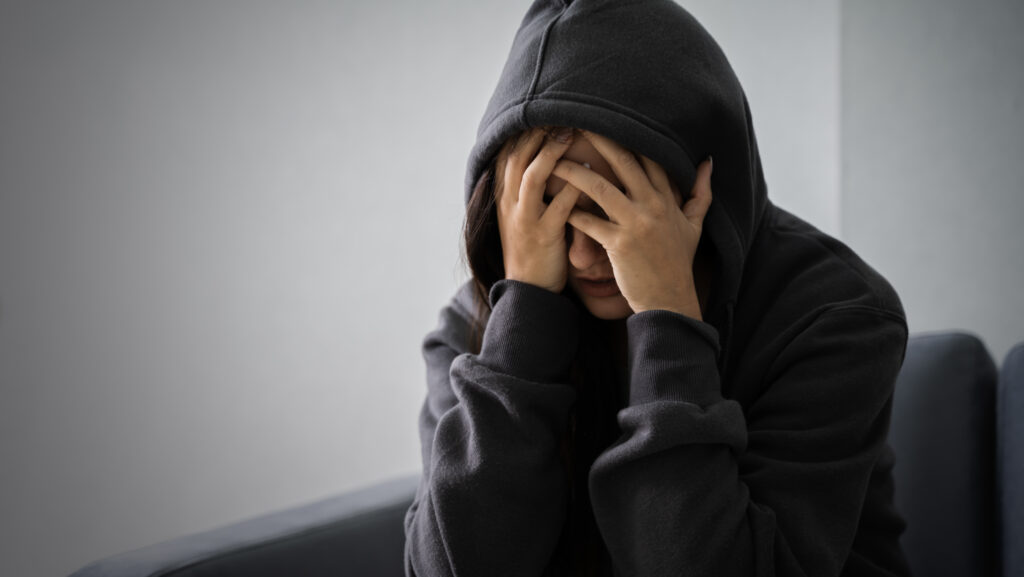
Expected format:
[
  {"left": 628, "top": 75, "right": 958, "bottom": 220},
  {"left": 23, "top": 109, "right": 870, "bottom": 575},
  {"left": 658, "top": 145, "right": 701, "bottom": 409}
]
[
  {"left": 0, "top": 1, "right": 1017, "bottom": 576},
  {"left": 841, "top": 0, "right": 1024, "bottom": 362},
  {"left": 0, "top": 2, "right": 521, "bottom": 575},
  {"left": 686, "top": 0, "right": 843, "bottom": 236}
]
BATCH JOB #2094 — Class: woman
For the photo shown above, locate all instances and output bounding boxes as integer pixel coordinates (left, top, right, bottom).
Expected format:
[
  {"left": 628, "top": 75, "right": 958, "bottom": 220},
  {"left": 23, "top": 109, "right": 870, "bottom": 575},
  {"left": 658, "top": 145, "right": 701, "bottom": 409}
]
[{"left": 405, "top": 1, "right": 911, "bottom": 575}]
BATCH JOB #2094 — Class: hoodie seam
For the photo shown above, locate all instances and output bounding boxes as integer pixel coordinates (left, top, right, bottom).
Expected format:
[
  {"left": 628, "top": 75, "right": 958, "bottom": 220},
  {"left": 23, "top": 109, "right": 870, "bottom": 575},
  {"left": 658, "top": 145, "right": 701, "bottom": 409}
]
[
  {"left": 817, "top": 304, "right": 908, "bottom": 328},
  {"left": 753, "top": 304, "right": 909, "bottom": 405},
  {"left": 765, "top": 208, "right": 904, "bottom": 319},
  {"left": 524, "top": 6, "right": 569, "bottom": 107}
]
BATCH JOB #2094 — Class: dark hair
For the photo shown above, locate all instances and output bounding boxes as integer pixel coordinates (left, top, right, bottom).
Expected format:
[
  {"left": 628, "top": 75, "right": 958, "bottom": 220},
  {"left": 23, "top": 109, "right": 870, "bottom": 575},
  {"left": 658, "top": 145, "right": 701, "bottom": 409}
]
[{"left": 458, "top": 132, "right": 620, "bottom": 576}]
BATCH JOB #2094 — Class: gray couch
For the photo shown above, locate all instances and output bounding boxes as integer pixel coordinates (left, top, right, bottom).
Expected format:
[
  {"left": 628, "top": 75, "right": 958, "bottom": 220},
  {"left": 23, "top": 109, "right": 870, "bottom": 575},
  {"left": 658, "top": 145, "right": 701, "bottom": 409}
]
[{"left": 68, "top": 332, "right": 1023, "bottom": 577}]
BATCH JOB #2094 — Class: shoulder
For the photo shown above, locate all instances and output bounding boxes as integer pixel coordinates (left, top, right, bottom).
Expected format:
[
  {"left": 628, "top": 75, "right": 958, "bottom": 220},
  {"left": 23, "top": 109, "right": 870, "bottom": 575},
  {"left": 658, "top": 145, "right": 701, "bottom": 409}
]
[
  {"left": 719, "top": 205, "right": 910, "bottom": 414},
  {"left": 741, "top": 204, "right": 906, "bottom": 329},
  {"left": 422, "top": 280, "right": 480, "bottom": 354}
]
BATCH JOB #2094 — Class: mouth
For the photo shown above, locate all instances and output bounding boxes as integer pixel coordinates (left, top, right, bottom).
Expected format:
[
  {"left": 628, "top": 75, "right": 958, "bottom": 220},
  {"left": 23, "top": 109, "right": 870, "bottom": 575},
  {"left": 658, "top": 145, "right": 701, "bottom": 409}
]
[{"left": 576, "top": 276, "right": 620, "bottom": 297}]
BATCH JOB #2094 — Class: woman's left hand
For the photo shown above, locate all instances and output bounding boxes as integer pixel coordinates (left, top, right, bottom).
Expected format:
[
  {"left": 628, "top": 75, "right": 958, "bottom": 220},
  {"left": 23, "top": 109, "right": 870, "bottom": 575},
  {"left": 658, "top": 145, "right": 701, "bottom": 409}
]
[{"left": 552, "top": 129, "right": 713, "bottom": 320}]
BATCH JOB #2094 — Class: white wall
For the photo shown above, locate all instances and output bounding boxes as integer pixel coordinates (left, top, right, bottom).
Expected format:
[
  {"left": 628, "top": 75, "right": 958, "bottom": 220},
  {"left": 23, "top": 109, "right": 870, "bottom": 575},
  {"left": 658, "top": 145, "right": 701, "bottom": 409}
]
[
  {"left": 841, "top": 0, "right": 1024, "bottom": 362},
  {"left": 0, "top": 1, "right": 863, "bottom": 575}
]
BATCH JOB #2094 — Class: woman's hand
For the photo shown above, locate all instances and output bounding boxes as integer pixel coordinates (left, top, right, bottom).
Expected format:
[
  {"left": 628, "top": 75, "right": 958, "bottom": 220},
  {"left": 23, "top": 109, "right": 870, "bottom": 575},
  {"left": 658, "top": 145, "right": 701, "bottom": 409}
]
[
  {"left": 552, "top": 129, "right": 713, "bottom": 319},
  {"left": 496, "top": 126, "right": 585, "bottom": 294}
]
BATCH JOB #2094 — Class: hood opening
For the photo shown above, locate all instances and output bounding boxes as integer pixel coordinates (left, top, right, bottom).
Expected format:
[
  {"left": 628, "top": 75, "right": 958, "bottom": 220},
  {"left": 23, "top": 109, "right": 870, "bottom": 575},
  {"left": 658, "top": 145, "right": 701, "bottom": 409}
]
[{"left": 464, "top": 0, "right": 771, "bottom": 357}]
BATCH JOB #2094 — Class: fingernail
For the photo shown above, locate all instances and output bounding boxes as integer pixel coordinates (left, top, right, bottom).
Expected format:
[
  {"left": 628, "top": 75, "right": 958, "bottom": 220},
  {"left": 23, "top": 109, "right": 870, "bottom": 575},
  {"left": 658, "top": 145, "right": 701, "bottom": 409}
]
[
  {"left": 582, "top": 162, "right": 591, "bottom": 169},
  {"left": 552, "top": 127, "right": 573, "bottom": 143},
  {"left": 708, "top": 155, "right": 713, "bottom": 172}
]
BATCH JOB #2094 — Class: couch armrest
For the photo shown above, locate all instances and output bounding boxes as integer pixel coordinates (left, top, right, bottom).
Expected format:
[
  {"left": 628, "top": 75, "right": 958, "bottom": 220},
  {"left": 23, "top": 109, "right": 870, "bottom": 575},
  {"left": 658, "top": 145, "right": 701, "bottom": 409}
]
[{"left": 68, "top": 473, "right": 419, "bottom": 577}]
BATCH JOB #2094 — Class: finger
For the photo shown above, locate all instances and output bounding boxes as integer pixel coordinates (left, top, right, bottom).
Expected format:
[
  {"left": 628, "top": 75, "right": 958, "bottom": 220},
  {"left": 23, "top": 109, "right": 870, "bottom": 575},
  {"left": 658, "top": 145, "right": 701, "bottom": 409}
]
[
  {"left": 682, "top": 157, "right": 713, "bottom": 226},
  {"left": 638, "top": 154, "right": 676, "bottom": 205},
  {"left": 551, "top": 158, "right": 631, "bottom": 222},
  {"left": 566, "top": 208, "right": 616, "bottom": 247},
  {"left": 521, "top": 127, "right": 575, "bottom": 211},
  {"left": 502, "top": 128, "right": 548, "bottom": 204},
  {"left": 540, "top": 180, "right": 583, "bottom": 230},
  {"left": 578, "top": 129, "right": 654, "bottom": 202}
]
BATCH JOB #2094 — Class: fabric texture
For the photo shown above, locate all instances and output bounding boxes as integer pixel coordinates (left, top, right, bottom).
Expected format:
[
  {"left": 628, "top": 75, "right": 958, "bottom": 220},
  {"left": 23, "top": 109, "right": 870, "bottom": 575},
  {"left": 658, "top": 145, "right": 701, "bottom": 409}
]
[
  {"left": 999, "top": 342, "right": 1024, "bottom": 577},
  {"left": 405, "top": 0, "right": 912, "bottom": 575},
  {"left": 887, "top": 332, "right": 998, "bottom": 577}
]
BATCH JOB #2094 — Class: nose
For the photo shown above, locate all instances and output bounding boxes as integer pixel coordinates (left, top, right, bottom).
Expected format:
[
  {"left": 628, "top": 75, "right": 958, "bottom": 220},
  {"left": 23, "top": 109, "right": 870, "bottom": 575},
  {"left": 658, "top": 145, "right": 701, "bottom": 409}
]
[{"left": 567, "top": 225, "right": 608, "bottom": 271}]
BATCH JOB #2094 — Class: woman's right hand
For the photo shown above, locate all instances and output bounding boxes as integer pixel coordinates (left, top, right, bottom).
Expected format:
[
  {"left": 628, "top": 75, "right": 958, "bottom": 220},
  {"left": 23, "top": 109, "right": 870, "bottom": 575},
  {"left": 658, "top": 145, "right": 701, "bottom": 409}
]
[{"left": 495, "top": 126, "right": 582, "bottom": 294}]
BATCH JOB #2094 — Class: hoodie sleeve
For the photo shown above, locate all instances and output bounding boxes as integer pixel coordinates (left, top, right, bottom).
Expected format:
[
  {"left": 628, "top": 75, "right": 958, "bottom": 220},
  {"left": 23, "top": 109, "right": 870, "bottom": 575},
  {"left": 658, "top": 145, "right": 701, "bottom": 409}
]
[
  {"left": 588, "top": 305, "right": 906, "bottom": 577},
  {"left": 404, "top": 279, "right": 580, "bottom": 577}
]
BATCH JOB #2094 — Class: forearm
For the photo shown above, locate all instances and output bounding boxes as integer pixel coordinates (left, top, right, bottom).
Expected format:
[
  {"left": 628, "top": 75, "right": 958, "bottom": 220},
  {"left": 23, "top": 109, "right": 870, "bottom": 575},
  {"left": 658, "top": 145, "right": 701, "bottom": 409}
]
[
  {"left": 587, "top": 308, "right": 905, "bottom": 577},
  {"left": 405, "top": 360, "right": 576, "bottom": 576},
  {"left": 405, "top": 279, "right": 581, "bottom": 576}
]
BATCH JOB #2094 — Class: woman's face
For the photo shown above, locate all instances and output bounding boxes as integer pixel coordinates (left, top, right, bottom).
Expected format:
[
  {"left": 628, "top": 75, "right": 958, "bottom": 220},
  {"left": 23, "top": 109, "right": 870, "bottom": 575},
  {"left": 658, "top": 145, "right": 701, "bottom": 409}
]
[{"left": 543, "top": 131, "right": 682, "bottom": 320}]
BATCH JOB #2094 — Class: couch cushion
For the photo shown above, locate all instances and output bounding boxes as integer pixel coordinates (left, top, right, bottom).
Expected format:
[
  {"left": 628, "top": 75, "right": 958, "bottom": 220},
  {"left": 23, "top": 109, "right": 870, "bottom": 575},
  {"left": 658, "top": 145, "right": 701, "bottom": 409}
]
[
  {"left": 889, "top": 332, "right": 997, "bottom": 577},
  {"left": 999, "top": 342, "right": 1024, "bottom": 577}
]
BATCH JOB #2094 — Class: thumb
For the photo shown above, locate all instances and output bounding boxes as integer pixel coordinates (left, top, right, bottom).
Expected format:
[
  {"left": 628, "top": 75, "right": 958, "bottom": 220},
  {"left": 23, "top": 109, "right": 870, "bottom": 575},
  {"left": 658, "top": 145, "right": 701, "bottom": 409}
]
[{"left": 682, "top": 156, "right": 713, "bottom": 226}]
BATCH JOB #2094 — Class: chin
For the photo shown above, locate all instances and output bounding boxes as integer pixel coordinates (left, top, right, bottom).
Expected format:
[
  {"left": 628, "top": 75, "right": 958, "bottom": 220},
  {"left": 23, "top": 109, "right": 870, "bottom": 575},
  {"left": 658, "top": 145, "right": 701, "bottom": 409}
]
[{"left": 579, "top": 293, "right": 633, "bottom": 320}]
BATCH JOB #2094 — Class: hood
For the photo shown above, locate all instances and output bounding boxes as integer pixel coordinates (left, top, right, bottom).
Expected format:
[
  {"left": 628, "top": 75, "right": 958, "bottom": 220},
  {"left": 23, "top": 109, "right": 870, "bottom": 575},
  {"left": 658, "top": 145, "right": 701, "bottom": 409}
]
[{"left": 465, "top": 0, "right": 770, "bottom": 360}]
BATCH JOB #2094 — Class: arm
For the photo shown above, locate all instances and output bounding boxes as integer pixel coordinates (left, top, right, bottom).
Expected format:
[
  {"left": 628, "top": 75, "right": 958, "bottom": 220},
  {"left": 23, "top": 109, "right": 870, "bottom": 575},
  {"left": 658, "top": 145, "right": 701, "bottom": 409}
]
[
  {"left": 588, "top": 306, "right": 907, "bottom": 576},
  {"left": 404, "top": 279, "right": 580, "bottom": 577}
]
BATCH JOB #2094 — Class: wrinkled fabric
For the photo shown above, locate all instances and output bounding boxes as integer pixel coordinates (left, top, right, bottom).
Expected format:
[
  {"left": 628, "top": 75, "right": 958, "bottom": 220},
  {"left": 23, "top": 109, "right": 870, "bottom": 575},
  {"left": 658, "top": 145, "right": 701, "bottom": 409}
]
[{"left": 405, "top": 1, "right": 912, "bottom": 575}]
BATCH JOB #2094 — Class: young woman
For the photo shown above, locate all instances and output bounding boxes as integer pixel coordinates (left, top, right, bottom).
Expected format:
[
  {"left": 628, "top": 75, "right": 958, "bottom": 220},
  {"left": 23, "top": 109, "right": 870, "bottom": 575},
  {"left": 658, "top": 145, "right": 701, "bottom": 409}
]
[{"left": 405, "top": 1, "right": 911, "bottom": 576}]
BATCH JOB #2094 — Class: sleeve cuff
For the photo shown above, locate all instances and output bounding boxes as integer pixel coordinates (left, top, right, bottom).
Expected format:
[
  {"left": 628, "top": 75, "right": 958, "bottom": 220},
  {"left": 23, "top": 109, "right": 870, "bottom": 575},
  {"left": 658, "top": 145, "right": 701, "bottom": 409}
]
[
  {"left": 476, "top": 279, "right": 580, "bottom": 384},
  {"left": 626, "top": 309, "right": 722, "bottom": 407}
]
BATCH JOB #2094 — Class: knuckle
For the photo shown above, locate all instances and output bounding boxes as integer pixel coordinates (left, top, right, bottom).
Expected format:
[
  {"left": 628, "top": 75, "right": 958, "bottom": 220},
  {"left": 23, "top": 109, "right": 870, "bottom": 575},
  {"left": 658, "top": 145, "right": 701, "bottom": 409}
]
[
  {"left": 537, "top": 144, "right": 560, "bottom": 162},
  {"left": 592, "top": 178, "right": 615, "bottom": 197},
  {"left": 651, "top": 197, "right": 672, "bottom": 215},
  {"left": 520, "top": 168, "right": 542, "bottom": 192},
  {"left": 506, "top": 149, "right": 524, "bottom": 170},
  {"left": 634, "top": 214, "right": 657, "bottom": 235},
  {"left": 617, "top": 150, "right": 639, "bottom": 169}
]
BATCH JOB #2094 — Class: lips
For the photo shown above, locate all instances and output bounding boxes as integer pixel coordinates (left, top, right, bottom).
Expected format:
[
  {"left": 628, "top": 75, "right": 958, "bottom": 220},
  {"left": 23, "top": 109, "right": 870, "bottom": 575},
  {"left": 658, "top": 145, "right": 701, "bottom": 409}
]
[{"left": 576, "top": 276, "right": 620, "bottom": 297}]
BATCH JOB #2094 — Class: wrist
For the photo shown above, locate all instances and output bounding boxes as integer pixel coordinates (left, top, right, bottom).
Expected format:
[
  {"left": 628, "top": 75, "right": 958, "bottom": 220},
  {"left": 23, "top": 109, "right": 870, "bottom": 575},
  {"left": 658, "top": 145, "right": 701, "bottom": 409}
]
[
  {"left": 634, "top": 299, "right": 703, "bottom": 321},
  {"left": 631, "top": 280, "right": 703, "bottom": 321},
  {"left": 478, "top": 279, "right": 580, "bottom": 383}
]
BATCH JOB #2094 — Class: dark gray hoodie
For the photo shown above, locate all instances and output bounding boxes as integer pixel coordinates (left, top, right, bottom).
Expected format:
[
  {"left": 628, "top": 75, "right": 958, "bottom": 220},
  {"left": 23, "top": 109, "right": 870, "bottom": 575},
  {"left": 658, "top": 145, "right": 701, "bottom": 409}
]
[{"left": 404, "top": 0, "right": 911, "bottom": 575}]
